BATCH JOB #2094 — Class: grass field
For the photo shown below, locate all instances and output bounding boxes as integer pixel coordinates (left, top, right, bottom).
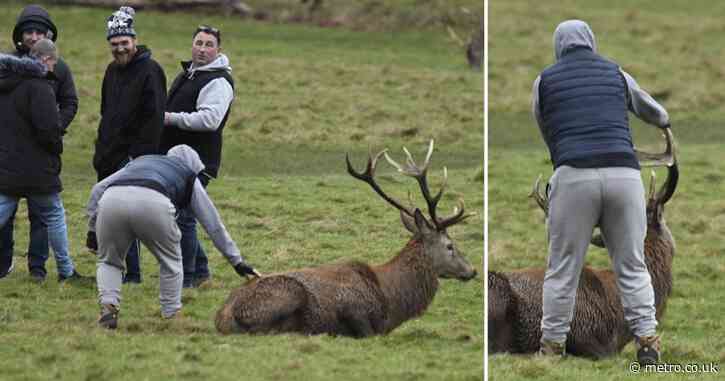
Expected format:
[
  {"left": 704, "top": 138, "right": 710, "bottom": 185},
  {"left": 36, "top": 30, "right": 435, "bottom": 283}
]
[
  {"left": 489, "top": 0, "right": 724, "bottom": 380},
  {"left": 0, "top": 2, "right": 483, "bottom": 380}
]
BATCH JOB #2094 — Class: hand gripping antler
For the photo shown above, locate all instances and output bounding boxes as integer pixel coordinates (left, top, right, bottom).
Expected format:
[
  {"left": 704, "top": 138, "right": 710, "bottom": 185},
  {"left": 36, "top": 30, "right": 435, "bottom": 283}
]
[{"left": 383, "top": 140, "right": 473, "bottom": 230}]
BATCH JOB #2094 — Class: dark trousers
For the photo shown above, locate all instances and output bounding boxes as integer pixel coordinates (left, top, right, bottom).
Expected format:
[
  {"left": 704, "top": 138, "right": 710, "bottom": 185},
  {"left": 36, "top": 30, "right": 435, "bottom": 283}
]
[
  {"left": 179, "top": 175, "right": 210, "bottom": 286},
  {"left": 0, "top": 205, "right": 50, "bottom": 275}
]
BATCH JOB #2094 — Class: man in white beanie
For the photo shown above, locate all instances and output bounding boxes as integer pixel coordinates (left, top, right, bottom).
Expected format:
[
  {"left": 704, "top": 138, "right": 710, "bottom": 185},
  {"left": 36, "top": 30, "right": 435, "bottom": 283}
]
[{"left": 91, "top": 6, "right": 167, "bottom": 284}]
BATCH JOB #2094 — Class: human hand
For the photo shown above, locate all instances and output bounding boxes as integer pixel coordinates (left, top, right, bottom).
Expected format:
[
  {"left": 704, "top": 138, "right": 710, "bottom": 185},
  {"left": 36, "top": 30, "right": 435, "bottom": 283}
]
[{"left": 234, "top": 262, "right": 261, "bottom": 278}]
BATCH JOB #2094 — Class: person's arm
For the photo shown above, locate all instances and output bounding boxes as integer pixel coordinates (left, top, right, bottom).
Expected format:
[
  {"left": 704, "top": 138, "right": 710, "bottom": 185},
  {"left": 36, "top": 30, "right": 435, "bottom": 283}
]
[
  {"left": 531, "top": 75, "right": 549, "bottom": 145},
  {"left": 165, "top": 78, "right": 233, "bottom": 132},
  {"left": 86, "top": 169, "right": 126, "bottom": 232},
  {"left": 620, "top": 68, "right": 669, "bottom": 128},
  {"left": 188, "top": 179, "right": 244, "bottom": 266},
  {"left": 54, "top": 60, "right": 79, "bottom": 132},
  {"left": 129, "top": 65, "right": 166, "bottom": 158},
  {"left": 29, "top": 81, "right": 62, "bottom": 155}
]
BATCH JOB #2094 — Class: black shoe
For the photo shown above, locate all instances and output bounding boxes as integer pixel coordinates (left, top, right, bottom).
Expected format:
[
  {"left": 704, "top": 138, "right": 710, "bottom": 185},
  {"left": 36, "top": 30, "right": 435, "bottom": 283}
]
[
  {"left": 98, "top": 304, "right": 119, "bottom": 329},
  {"left": 636, "top": 335, "right": 661, "bottom": 365},
  {"left": 29, "top": 268, "right": 46, "bottom": 283},
  {"left": 122, "top": 274, "right": 142, "bottom": 284},
  {"left": 0, "top": 259, "right": 14, "bottom": 279},
  {"left": 192, "top": 274, "right": 211, "bottom": 288},
  {"left": 58, "top": 270, "right": 95, "bottom": 284}
]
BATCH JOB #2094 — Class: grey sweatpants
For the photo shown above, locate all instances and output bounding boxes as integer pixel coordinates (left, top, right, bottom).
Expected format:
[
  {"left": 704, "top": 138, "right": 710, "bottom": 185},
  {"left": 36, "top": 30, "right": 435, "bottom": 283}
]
[
  {"left": 541, "top": 166, "right": 657, "bottom": 343},
  {"left": 96, "top": 186, "right": 182, "bottom": 318}
]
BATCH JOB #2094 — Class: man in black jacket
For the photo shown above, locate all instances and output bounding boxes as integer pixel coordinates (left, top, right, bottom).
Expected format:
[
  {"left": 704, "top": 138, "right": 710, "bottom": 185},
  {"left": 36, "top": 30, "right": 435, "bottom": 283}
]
[
  {"left": 0, "top": 40, "right": 86, "bottom": 282},
  {"left": 0, "top": 4, "right": 79, "bottom": 282},
  {"left": 93, "top": 6, "right": 167, "bottom": 284},
  {"left": 160, "top": 25, "right": 234, "bottom": 288}
]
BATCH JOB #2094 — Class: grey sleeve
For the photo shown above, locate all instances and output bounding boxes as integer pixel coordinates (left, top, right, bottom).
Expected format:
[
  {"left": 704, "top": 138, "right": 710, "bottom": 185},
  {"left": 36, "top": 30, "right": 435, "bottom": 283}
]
[
  {"left": 620, "top": 69, "right": 670, "bottom": 128},
  {"left": 165, "top": 78, "right": 234, "bottom": 132},
  {"left": 189, "top": 179, "right": 244, "bottom": 266},
  {"left": 531, "top": 75, "right": 548, "bottom": 143},
  {"left": 86, "top": 170, "right": 126, "bottom": 232}
]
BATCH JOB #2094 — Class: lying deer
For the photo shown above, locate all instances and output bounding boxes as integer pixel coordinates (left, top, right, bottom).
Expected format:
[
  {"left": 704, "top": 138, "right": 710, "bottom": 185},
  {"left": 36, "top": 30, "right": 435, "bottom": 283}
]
[
  {"left": 216, "top": 141, "right": 477, "bottom": 337},
  {"left": 489, "top": 129, "right": 677, "bottom": 358}
]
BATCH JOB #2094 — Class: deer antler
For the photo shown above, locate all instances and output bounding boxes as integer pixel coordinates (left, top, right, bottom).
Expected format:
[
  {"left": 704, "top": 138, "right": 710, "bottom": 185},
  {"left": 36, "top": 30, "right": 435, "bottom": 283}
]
[
  {"left": 383, "top": 140, "right": 472, "bottom": 230},
  {"left": 635, "top": 128, "right": 675, "bottom": 167},
  {"left": 529, "top": 174, "right": 549, "bottom": 217},
  {"left": 346, "top": 149, "right": 415, "bottom": 218}
]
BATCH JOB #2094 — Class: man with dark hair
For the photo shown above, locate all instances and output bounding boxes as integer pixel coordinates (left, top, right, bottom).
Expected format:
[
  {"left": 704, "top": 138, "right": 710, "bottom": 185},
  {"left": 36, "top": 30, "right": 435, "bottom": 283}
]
[
  {"left": 92, "top": 6, "right": 167, "bottom": 284},
  {"left": 0, "top": 4, "right": 79, "bottom": 282},
  {"left": 160, "top": 25, "right": 234, "bottom": 288},
  {"left": 87, "top": 145, "right": 257, "bottom": 329},
  {"left": 532, "top": 20, "right": 670, "bottom": 364},
  {"left": 0, "top": 39, "right": 86, "bottom": 282}
]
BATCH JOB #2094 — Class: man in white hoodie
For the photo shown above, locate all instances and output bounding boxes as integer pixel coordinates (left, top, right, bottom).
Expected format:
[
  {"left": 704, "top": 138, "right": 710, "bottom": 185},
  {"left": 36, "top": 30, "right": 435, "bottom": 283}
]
[
  {"left": 160, "top": 25, "right": 235, "bottom": 288},
  {"left": 86, "top": 145, "right": 257, "bottom": 328},
  {"left": 532, "top": 20, "right": 669, "bottom": 364}
]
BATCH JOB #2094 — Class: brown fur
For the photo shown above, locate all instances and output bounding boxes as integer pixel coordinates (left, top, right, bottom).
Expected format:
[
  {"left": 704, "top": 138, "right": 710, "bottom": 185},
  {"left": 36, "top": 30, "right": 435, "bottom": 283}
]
[
  {"left": 216, "top": 239, "right": 444, "bottom": 337},
  {"left": 489, "top": 194, "right": 675, "bottom": 358}
]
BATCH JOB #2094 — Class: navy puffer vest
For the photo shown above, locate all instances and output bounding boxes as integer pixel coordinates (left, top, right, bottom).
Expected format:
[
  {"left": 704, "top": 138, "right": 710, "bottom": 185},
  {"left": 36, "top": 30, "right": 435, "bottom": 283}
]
[
  {"left": 107, "top": 155, "right": 197, "bottom": 209},
  {"left": 539, "top": 48, "right": 638, "bottom": 170}
]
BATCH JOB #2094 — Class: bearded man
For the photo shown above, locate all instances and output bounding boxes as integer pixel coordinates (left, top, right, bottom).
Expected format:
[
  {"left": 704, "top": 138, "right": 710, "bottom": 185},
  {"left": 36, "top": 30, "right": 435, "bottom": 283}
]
[{"left": 92, "top": 6, "right": 167, "bottom": 284}]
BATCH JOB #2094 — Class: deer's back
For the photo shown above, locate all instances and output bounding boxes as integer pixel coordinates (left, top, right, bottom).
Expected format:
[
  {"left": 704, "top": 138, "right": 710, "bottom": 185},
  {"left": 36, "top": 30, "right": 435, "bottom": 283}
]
[{"left": 495, "top": 267, "right": 630, "bottom": 357}]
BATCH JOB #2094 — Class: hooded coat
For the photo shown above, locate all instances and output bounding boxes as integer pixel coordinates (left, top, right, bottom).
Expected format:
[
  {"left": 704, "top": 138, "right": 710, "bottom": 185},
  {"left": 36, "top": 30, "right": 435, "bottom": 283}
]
[
  {"left": 160, "top": 54, "right": 235, "bottom": 178},
  {"left": 86, "top": 145, "right": 244, "bottom": 267},
  {"left": 93, "top": 45, "right": 167, "bottom": 179},
  {"left": 12, "top": 4, "right": 78, "bottom": 132},
  {"left": 531, "top": 20, "right": 669, "bottom": 170},
  {"left": 0, "top": 54, "right": 62, "bottom": 196}
]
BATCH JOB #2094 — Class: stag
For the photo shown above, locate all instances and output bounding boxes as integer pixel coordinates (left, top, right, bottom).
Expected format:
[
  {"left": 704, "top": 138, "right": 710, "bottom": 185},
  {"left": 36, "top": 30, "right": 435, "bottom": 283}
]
[
  {"left": 489, "top": 129, "right": 677, "bottom": 358},
  {"left": 216, "top": 141, "right": 477, "bottom": 337}
]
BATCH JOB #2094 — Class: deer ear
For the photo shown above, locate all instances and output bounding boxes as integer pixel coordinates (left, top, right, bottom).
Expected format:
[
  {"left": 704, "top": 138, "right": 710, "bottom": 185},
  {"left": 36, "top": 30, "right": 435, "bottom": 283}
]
[{"left": 413, "top": 208, "right": 435, "bottom": 236}]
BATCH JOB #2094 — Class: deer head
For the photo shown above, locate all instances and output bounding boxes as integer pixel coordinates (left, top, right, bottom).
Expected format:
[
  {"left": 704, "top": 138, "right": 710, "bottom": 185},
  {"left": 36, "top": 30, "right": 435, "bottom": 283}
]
[{"left": 346, "top": 140, "right": 477, "bottom": 281}]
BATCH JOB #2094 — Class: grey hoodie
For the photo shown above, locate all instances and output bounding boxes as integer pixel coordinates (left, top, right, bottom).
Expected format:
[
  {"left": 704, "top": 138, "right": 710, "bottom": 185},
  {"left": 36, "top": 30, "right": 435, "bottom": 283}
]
[
  {"left": 87, "top": 144, "right": 244, "bottom": 266},
  {"left": 165, "top": 54, "right": 234, "bottom": 132},
  {"left": 532, "top": 20, "right": 669, "bottom": 132}
]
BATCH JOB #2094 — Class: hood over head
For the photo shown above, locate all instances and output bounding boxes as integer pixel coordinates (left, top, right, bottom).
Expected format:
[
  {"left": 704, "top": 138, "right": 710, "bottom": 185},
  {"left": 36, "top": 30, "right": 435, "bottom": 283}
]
[
  {"left": 167, "top": 145, "right": 205, "bottom": 175},
  {"left": 13, "top": 5, "right": 58, "bottom": 52},
  {"left": 0, "top": 53, "right": 48, "bottom": 92},
  {"left": 553, "top": 20, "right": 596, "bottom": 61}
]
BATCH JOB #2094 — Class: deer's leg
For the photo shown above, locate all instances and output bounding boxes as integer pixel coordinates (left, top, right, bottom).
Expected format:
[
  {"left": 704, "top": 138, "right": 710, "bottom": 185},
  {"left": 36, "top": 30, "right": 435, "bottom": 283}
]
[{"left": 231, "top": 276, "right": 308, "bottom": 334}]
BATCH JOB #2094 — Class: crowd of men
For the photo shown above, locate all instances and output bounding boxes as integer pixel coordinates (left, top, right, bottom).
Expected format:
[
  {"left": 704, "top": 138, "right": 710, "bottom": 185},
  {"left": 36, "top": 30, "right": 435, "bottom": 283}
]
[{"left": 0, "top": 5, "right": 256, "bottom": 329}]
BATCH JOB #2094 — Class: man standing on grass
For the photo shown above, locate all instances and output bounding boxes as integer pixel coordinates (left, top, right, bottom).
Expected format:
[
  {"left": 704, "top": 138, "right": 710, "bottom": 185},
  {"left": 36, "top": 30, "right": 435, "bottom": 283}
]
[
  {"left": 91, "top": 6, "right": 167, "bottom": 284},
  {"left": 0, "top": 4, "right": 79, "bottom": 283},
  {"left": 160, "top": 25, "right": 234, "bottom": 288},
  {"left": 532, "top": 20, "right": 670, "bottom": 364},
  {"left": 0, "top": 39, "right": 88, "bottom": 283},
  {"left": 87, "top": 145, "right": 258, "bottom": 329}
]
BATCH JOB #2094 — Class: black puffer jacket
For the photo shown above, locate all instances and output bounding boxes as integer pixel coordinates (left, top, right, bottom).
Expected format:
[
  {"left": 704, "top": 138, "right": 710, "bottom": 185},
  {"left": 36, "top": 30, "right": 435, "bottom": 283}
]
[
  {"left": 0, "top": 54, "right": 62, "bottom": 196},
  {"left": 12, "top": 4, "right": 78, "bottom": 132},
  {"left": 93, "top": 46, "right": 167, "bottom": 179}
]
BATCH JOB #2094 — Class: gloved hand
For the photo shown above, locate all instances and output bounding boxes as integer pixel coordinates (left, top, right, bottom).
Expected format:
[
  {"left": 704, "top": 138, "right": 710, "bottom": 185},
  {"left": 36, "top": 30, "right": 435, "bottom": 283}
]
[
  {"left": 86, "top": 231, "right": 98, "bottom": 253},
  {"left": 234, "top": 262, "right": 260, "bottom": 278}
]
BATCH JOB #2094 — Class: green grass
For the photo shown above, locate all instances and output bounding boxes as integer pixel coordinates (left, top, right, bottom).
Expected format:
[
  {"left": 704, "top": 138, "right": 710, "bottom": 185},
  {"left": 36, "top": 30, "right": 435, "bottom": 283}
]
[
  {"left": 490, "top": 1, "right": 725, "bottom": 380},
  {"left": 0, "top": 2, "right": 483, "bottom": 381}
]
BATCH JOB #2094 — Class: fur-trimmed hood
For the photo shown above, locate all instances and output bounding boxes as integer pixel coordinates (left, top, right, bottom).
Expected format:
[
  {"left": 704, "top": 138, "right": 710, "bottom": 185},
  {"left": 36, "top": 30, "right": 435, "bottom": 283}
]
[{"left": 0, "top": 53, "right": 48, "bottom": 93}]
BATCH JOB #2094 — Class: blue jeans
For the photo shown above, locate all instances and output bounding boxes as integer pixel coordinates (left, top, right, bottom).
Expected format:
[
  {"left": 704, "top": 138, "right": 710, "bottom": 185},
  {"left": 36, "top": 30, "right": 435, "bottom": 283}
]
[
  {"left": 0, "top": 206, "right": 50, "bottom": 276},
  {"left": 0, "top": 193, "right": 74, "bottom": 277}
]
